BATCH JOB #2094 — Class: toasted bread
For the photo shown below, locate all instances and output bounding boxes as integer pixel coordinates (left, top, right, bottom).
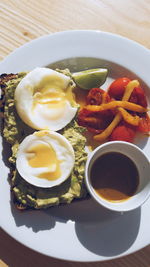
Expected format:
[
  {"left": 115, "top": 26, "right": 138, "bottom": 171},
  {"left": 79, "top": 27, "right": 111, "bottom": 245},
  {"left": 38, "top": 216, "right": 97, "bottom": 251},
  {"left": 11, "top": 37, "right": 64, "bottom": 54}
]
[{"left": 0, "top": 72, "right": 88, "bottom": 210}]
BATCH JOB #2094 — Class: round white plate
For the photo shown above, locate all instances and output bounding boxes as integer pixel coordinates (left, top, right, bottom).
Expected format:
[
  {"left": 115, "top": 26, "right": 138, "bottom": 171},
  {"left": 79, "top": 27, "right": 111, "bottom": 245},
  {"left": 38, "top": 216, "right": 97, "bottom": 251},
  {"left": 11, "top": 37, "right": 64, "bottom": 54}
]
[{"left": 0, "top": 30, "right": 150, "bottom": 262}]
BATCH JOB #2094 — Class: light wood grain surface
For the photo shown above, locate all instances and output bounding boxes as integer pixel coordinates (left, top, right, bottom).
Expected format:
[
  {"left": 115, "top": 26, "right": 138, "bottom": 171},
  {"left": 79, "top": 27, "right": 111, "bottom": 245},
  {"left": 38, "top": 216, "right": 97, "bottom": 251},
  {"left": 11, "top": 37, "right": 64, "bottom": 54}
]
[{"left": 0, "top": 0, "right": 150, "bottom": 266}]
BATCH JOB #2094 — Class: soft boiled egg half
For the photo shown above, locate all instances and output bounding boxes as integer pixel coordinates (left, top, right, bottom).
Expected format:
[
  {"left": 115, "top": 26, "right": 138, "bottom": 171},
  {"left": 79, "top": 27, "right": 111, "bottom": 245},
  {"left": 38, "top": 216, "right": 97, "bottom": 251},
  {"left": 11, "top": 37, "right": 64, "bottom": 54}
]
[
  {"left": 16, "top": 130, "right": 75, "bottom": 188},
  {"left": 15, "top": 67, "right": 78, "bottom": 131}
]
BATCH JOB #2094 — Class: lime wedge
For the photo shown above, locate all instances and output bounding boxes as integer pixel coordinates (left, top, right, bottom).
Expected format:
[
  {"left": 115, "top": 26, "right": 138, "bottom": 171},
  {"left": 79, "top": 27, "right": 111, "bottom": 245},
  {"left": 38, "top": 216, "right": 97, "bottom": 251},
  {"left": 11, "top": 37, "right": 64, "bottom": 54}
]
[{"left": 72, "top": 68, "right": 108, "bottom": 90}]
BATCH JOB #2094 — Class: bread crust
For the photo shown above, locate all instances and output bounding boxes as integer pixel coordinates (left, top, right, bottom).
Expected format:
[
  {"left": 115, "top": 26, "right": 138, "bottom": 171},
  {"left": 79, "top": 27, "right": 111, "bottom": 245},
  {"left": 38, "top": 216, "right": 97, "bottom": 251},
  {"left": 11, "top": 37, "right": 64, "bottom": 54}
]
[{"left": 0, "top": 73, "right": 28, "bottom": 210}]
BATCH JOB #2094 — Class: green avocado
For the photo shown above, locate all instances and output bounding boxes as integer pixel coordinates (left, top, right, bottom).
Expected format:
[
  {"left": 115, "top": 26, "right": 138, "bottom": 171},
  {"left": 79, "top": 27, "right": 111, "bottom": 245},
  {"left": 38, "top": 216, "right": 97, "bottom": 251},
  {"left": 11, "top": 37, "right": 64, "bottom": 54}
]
[{"left": 2, "top": 72, "right": 88, "bottom": 209}]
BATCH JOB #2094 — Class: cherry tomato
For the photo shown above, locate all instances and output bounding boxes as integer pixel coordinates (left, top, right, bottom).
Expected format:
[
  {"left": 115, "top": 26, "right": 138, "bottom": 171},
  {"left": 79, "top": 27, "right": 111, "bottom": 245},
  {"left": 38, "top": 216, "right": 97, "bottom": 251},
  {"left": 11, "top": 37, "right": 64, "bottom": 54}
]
[
  {"left": 137, "top": 114, "right": 150, "bottom": 133},
  {"left": 108, "top": 77, "right": 131, "bottom": 100},
  {"left": 129, "top": 87, "right": 147, "bottom": 107},
  {"left": 109, "top": 122, "right": 136, "bottom": 143},
  {"left": 87, "top": 88, "right": 111, "bottom": 105}
]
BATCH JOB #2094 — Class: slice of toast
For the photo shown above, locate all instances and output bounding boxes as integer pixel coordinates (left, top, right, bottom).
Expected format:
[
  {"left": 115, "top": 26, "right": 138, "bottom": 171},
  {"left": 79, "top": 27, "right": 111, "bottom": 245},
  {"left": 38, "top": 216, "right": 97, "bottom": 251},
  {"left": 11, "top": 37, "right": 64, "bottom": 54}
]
[{"left": 0, "top": 72, "right": 88, "bottom": 210}]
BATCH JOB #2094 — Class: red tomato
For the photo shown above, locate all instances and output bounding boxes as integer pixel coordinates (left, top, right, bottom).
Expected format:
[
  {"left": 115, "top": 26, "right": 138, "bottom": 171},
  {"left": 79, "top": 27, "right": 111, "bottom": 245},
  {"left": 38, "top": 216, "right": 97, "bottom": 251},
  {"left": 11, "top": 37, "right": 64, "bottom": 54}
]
[
  {"left": 129, "top": 87, "right": 147, "bottom": 107},
  {"left": 87, "top": 127, "right": 102, "bottom": 134},
  {"left": 87, "top": 88, "right": 111, "bottom": 105},
  {"left": 78, "top": 88, "right": 114, "bottom": 133},
  {"left": 77, "top": 108, "right": 93, "bottom": 127},
  {"left": 137, "top": 115, "right": 150, "bottom": 133},
  {"left": 108, "top": 77, "right": 131, "bottom": 100},
  {"left": 109, "top": 123, "right": 136, "bottom": 143},
  {"left": 77, "top": 107, "right": 114, "bottom": 132}
]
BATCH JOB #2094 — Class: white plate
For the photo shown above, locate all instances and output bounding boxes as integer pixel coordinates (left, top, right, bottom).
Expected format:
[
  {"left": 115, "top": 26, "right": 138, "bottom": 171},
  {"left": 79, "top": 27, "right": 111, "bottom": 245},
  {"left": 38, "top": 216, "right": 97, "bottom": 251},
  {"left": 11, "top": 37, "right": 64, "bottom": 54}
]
[{"left": 0, "top": 30, "right": 150, "bottom": 262}]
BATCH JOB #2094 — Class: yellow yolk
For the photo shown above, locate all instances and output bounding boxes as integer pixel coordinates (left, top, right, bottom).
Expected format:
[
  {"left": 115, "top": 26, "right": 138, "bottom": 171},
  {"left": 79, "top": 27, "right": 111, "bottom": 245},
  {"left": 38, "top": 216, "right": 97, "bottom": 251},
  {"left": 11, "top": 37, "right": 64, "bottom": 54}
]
[
  {"left": 32, "top": 82, "right": 76, "bottom": 110},
  {"left": 27, "top": 143, "right": 61, "bottom": 181},
  {"left": 33, "top": 91, "right": 66, "bottom": 111}
]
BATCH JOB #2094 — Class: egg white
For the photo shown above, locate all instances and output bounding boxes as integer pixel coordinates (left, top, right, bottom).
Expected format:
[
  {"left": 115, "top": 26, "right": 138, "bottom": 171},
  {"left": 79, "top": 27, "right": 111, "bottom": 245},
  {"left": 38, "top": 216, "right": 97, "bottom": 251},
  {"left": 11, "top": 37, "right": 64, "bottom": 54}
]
[
  {"left": 16, "top": 130, "right": 75, "bottom": 188},
  {"left": 14, "top": 67, "right": 77, "bottom": 131}
]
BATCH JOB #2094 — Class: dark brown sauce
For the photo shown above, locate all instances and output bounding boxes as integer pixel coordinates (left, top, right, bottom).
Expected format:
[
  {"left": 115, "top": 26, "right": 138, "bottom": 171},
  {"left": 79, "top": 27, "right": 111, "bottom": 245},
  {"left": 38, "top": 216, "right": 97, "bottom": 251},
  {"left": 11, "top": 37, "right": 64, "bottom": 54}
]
[{"left": 90, "top": 152, "right": 139, "bottom": 202}]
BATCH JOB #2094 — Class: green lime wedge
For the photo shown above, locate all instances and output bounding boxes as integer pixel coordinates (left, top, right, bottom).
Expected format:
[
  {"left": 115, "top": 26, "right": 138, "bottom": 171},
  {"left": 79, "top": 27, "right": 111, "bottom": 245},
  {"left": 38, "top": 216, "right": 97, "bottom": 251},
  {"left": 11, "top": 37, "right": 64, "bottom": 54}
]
[{"left": 72, "top": 68, "right": 108, "bottom": 90}]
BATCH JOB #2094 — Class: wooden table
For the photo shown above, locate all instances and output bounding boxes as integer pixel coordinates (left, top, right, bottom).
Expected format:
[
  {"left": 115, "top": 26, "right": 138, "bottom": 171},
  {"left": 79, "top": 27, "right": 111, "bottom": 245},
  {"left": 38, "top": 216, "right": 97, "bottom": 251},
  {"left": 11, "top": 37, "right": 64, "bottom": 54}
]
[{"left": 0, "top": 0, "right": 150, "bottom": 266}]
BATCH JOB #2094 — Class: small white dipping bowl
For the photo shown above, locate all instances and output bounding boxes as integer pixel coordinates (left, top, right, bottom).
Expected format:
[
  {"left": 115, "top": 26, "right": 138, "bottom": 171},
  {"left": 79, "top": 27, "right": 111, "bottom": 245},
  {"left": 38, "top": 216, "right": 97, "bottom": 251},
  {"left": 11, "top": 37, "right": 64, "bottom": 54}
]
[{"left": 85, "top": 141, "right": 150, "bottom": 212}]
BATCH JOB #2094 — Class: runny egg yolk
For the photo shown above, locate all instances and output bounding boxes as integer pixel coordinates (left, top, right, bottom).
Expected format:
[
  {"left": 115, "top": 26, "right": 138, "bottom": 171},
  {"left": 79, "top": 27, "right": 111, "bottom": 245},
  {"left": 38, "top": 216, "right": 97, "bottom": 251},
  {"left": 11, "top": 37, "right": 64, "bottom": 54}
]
[
  {"left": 33, "top": 90, "right": 66, "bottom": 109},
  {"left": 32, "top": 80, "right": 76, "bottom": 110},
  {"left": 27, "top": 143, "right": 61, "bottom": 181}
]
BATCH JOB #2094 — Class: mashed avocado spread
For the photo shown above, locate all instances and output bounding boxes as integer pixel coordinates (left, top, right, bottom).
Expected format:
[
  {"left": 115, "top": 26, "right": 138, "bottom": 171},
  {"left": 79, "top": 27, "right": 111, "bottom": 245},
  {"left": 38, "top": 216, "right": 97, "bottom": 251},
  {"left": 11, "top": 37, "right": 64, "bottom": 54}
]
[{"left": 3, "top": 72, "right": 88, "bottom": 209}]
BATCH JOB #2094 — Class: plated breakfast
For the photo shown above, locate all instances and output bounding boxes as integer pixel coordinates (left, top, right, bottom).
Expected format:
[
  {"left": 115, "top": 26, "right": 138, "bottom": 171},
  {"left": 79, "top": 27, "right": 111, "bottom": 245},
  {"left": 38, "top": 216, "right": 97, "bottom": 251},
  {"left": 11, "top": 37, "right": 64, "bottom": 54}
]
[
  {"left": 0, "top": 66, "right": 150, "bottom": 211},
  {"left": 1, "top": 29, "right": 150, "bottom": 262}
]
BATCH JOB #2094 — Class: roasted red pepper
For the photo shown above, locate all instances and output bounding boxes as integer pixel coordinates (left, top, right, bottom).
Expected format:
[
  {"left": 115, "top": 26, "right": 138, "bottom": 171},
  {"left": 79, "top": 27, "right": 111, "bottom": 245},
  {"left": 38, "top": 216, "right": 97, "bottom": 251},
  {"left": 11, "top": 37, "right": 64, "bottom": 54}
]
[{"left": 77, "top": 107, "right": 114, "bottom": 133}]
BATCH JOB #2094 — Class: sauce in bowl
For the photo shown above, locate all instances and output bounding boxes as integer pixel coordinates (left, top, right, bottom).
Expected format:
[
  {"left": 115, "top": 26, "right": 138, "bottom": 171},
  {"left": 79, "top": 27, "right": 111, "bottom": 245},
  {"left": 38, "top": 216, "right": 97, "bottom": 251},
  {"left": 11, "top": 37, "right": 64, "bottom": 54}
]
[{"left": 90, "top": 152, "right": 139, "bottom": 202}]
